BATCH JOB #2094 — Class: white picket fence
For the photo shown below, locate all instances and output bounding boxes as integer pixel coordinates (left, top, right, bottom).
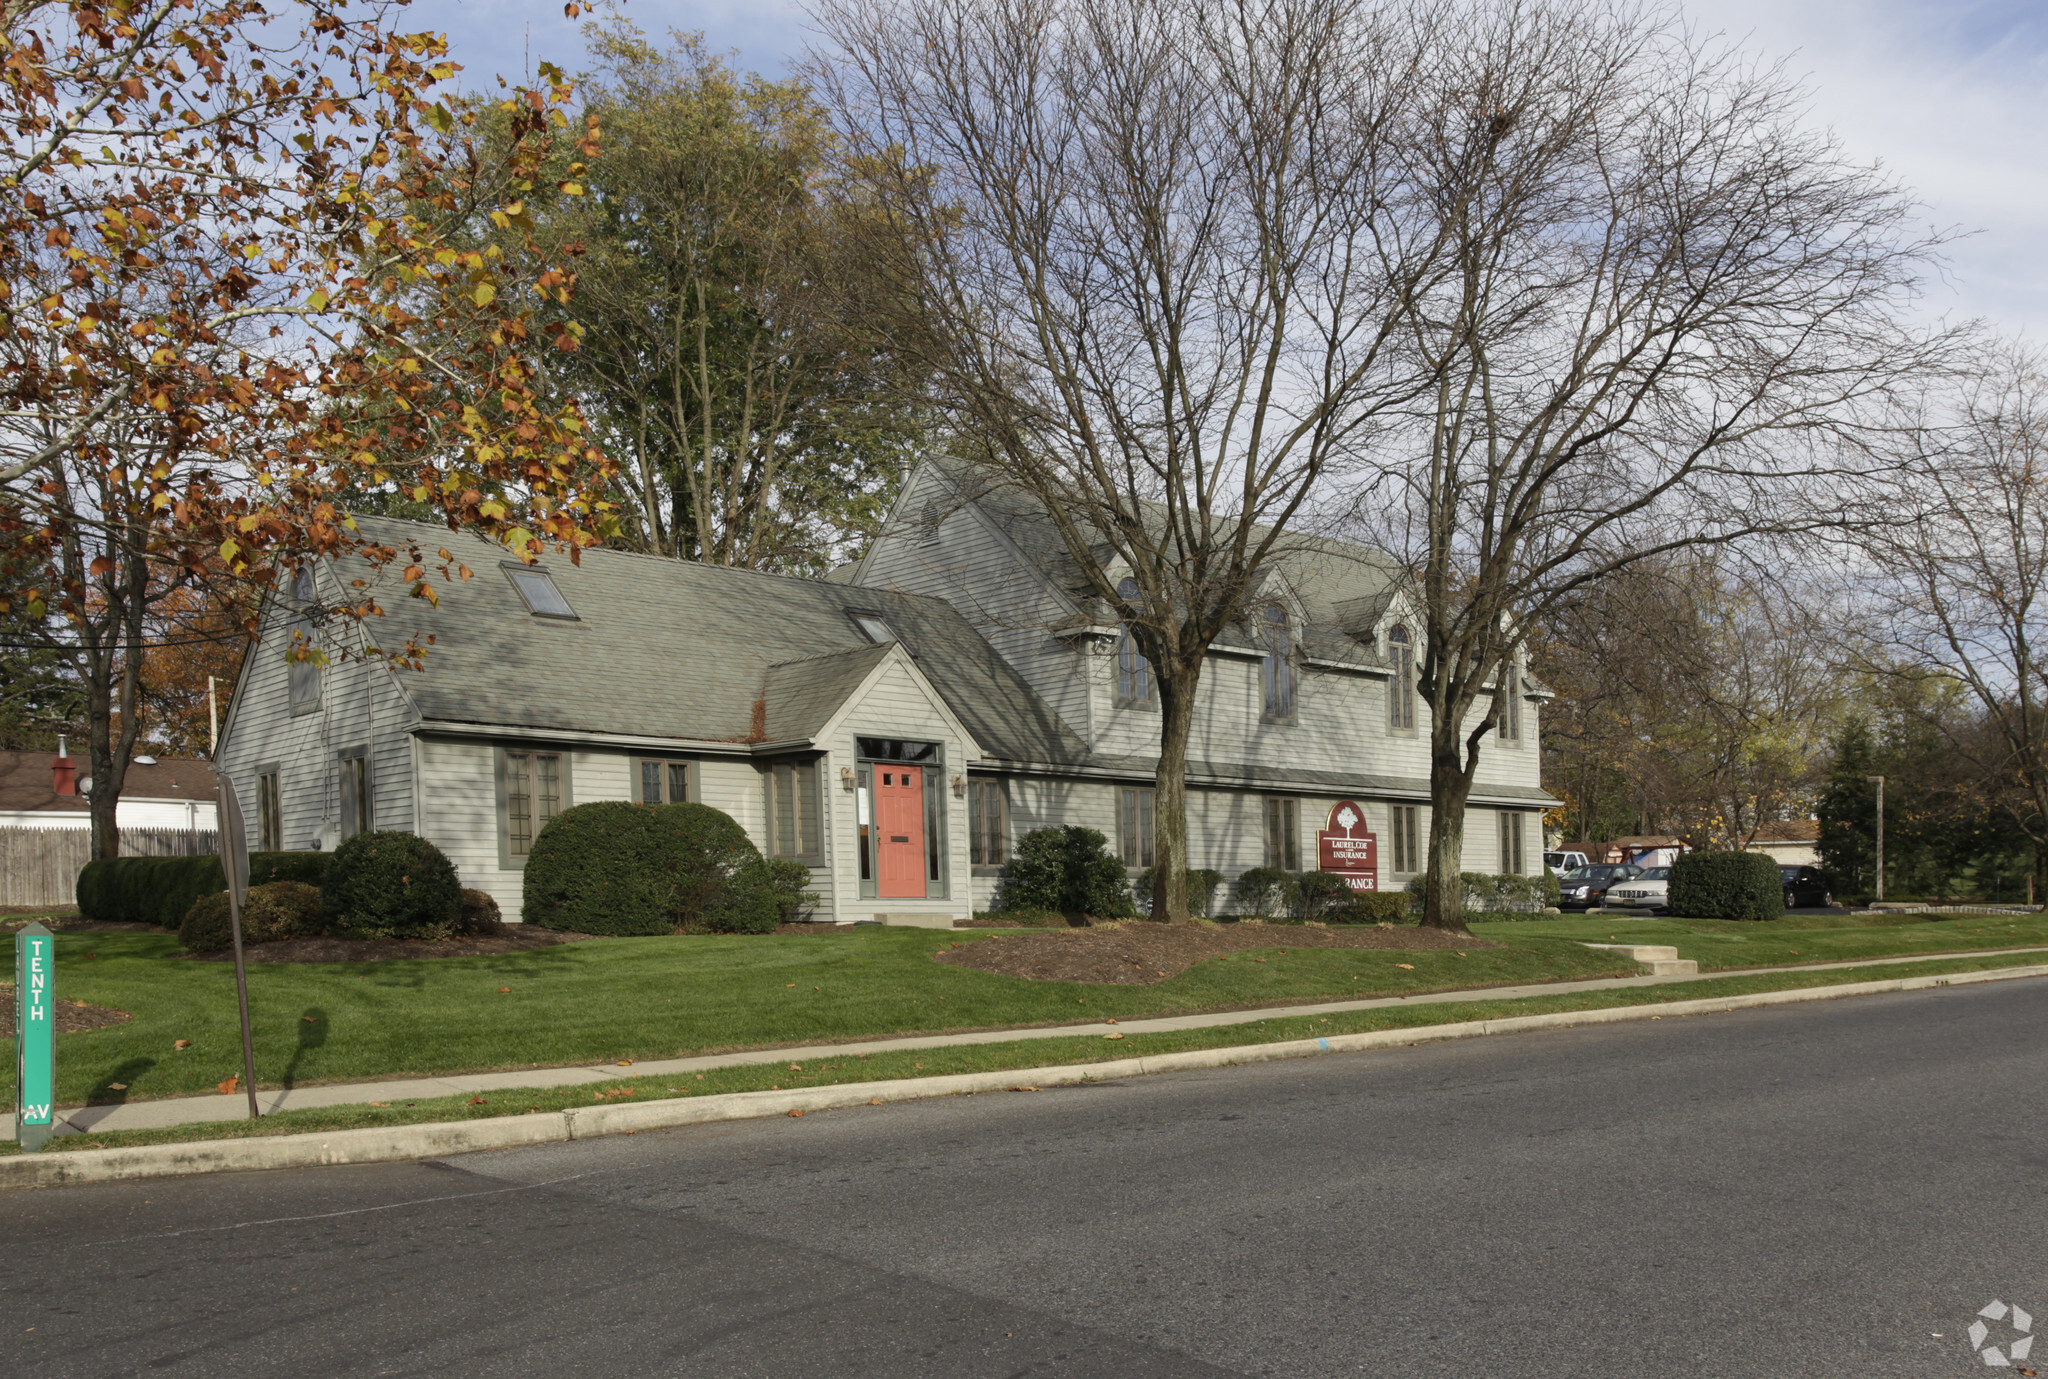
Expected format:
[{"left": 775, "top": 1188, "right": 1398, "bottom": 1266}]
[{"left": 0, "top": 827, "right": 219, "bottom": 908}]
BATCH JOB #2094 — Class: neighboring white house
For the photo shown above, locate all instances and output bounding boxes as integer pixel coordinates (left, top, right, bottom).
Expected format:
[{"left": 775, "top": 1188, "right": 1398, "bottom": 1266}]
[
  {"left": 1746, "top": 820, "right": 1821, "bottom": 868},
  {"left": 0, "top": 747, "right": 218, "bottom": 832},
  {"left": 217, "top": 468, "right": 1556, "bottom": 924}
]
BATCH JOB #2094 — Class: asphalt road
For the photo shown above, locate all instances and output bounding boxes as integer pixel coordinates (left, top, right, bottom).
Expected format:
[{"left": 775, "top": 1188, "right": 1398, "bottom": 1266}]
[{"left": 4, "top": 978, "right": 2046, "bottom": 1378}]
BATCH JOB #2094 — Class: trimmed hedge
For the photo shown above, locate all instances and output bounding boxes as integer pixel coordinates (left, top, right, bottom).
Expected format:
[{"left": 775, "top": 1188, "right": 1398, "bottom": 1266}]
[
  {"left": 455, "top": 888, "right": 506, "bottom": 937},
  {"left": 77, "top": 851, "right": 332, "bottom": 930},
  {"left": 1668, "top": 850, "right": 1784, "bottom": 921},
  {"left": 324, "top": 830, "right": 463, "bottom": 940},
  {"left": 522, "top": 800, "right": 780, "bottom": 935},
  {"left": 1234, "top": 866, "right": 1295, "bottom": 919},
  {"left": 996, "top": 826, "right": 1137, "bottom": 919}
]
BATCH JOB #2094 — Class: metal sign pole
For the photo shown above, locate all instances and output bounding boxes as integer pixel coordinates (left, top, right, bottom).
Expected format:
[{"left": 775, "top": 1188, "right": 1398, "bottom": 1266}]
[
  {"left": 14, "top": 921, "right": 54, "bottom": 1152},
  {"left": 216, "top": 772, "right": 260, "bottom": 1119}
]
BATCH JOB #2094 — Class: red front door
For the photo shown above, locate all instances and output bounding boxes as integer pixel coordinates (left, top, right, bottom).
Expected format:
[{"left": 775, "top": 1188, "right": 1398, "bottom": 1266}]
[{"left": 875, "top": 766, "right": 926, "bottom": 898}]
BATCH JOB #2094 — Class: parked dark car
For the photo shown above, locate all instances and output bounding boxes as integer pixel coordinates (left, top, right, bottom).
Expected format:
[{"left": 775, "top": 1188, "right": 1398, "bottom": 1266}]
[
  {"left": 1781, "top": 865, "right": 1833, "bottom": 910},
  {"left": 1558, "top": 864, "right": 1642, "bottom": 912}
]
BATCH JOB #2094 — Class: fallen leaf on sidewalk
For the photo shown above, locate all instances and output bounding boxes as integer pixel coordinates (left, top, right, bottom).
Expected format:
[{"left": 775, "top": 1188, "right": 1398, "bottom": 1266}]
[
  {"left": 1009, "top": 1086, "right": 1039, "bottom": 1092},
  {"left": 869, "top": 1098, "right": 882, "bottom": 1105},
  {"left": 788, "top": 1109, "right": 804, "bottom": 1117},
  {"left": 216, "top": 1076, "right": 238, "bottom": 1095},
  {"left": 616, "top": 1059, "right": 633, "bottom": 1066}
]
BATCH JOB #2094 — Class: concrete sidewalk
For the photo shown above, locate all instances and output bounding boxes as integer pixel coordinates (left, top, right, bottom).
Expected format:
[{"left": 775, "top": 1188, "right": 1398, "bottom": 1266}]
[{"left": 13, "top": 944, "right": 2048, "bottom": 1140}]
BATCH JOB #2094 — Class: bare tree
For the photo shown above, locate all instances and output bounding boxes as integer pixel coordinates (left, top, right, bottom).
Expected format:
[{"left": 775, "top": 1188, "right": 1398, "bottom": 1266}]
[
  {"left": 1536, "top": 554, "right": 1845, "bottom": 851},
  {"left": 1351, "top": 0, "right": 1950, "bottom": 929},
  {"left": 813, "top": 0, "right": 1446, "bottom": 921},
  {"left": 1851, "top": 343, "right": 2048, "bottom": 885}
]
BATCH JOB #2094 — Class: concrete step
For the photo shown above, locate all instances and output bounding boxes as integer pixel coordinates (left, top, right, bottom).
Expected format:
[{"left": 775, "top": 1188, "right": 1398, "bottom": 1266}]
[{"left": 1582, "top": 942, "right": 1698, "bottom": 976}]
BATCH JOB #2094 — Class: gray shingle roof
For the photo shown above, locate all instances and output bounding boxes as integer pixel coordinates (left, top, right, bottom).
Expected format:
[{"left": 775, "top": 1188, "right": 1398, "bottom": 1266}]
[{"left": 338, "top": 516, "right": 1090, "bottom": 765}]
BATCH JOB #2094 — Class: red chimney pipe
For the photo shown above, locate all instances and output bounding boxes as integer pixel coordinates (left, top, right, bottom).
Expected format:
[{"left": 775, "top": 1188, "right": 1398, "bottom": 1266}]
[{"left": 52, "top": 747, "right": 76, "bottom": 796}]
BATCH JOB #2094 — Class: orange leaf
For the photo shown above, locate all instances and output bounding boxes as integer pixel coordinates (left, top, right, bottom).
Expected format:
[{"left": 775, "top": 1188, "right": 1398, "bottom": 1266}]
[
  {"left": 788, "top": 1109, "right": 804, "bottom": 1117},
  {"left": 468, "top": 1097, "right": 487, "bottom": 1105},
  {"left": 216, "top": 1075, "right": 238, "bottom": 1095},
  {"left": 173, "top": 1039, "right": 191, "bottom": 1050}
]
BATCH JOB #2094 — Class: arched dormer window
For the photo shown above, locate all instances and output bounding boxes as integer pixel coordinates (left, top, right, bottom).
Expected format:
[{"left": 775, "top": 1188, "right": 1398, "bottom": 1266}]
[
  {"left": 1261, "top": 603, "right": 1293, "bottom": 719},
  {"left": 1388, "top": 624, "right": 1416, "bottom": 730},
  {"left": 1115, "top": 578, "right": 1152, "bottom": 704}
]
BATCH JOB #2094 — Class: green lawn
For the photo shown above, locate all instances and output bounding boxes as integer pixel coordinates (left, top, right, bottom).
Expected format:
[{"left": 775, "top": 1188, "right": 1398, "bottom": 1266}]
[
  {"left": 10, "top": 947, "right": 2043, "bottom": 1158},
  {"left": 9, "top": 911, "right": 2048, "bottom": 1110},
  {"left": 1475, "top": 911, "right": 2048, "bottom": 969}
]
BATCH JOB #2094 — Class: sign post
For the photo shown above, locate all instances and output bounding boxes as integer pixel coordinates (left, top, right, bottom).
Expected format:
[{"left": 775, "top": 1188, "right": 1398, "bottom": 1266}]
[
  {"left": 216, "top": 771, "right": 260, "bottom": 1119},
  {"left": 1317, "top": 800, "right": 1380, "bottom": 892},
  {"left": 14, "top": 921, "right": 54, "bottom": 1152}
]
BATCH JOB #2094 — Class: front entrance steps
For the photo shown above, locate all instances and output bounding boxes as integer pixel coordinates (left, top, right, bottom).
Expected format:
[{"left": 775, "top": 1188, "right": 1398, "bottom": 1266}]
[{"left": 1582, "top": 942, "right": 1699, "bottom": 976}]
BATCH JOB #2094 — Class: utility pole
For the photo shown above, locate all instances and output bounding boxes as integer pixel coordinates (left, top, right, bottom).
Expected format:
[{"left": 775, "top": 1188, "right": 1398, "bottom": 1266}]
[{"left": 1866, "top": 775, "right": 1885, "bottom": 903}]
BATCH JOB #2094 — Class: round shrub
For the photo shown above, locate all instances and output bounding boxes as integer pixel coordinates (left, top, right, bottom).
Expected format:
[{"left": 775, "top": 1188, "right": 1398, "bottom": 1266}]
[
  {"left": 1233, "top": 866, "right": 1297, "bottom": 919},
  {"left": 179, "top": 881, "right": 324, "bottom": 953},
  {"left": 454, "top": 888, "right": 506, "bottom": 937},
  {"left": 997, "top": 826, "right": 1137, "bottom": 919},
  {"left": 324, "top": 830, "right": 462, "bottom": 940},
  {"left": 522, "top": 801, "right": 776, "bottom": 935},
  {"left": 1668, "top": 849, "right": 1784, "bottom": 921},
  {"left": 1294, "top": 870, "right": 1357, "bottom": 921},
  {"left": 1134, "top": 867, "right": 1223, "bottom": 917}
]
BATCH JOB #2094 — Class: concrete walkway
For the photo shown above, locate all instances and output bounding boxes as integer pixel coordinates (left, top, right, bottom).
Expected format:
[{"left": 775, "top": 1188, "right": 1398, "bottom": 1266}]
[{"left": 16, "top": 944, "right": 2048, "bottom": 1139}]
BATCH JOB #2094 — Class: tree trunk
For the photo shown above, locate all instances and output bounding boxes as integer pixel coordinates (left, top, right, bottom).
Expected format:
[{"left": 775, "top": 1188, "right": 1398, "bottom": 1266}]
[
  {"left": 1421, "top": 724, "right": 1477, "bottom": 934},
  {"left": 1149, "top": 661, "right": 1201, "bottom": 923}
]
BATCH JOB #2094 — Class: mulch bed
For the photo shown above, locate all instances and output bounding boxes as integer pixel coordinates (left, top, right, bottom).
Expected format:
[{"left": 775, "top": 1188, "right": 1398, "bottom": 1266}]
[
  {"left": 0, "top": 988, "right": 132, "bottom": 1035},
  {"left": 934, "top": 920, "right": 1496, "bottom": 985}
]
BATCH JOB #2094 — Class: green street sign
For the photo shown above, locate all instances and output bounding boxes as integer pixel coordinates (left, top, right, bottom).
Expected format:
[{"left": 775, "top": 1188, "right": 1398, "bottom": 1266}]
[{"left": 15, "top": 921, "right": 54, "bottom": 1152}]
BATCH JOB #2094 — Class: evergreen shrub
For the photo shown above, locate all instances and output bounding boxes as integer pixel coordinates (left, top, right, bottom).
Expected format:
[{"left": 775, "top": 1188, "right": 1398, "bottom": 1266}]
[
  {"left": 997, "top": 826, "right": 1137, "bottom": 918},
  {"left": 178, "top": 881, "right": 324, "bottom": 953},
  {"left": 78, "top": 851, "right": 334, "bottom": 927},
  {"left": 522, "top": 801, "right": 778, "bottom": 935},
  {"left": 324, "top": 830, "right": 463, "bottom": 940},
  {"left": 1234, "top": 866, "right": 1296, "bottom": 919},
  {"left": 1132, "top": 867, "right": 1223, "bottom": 917},
  {"left": 454, "top": 888, "right": 506, "bottom": 937},
  {"left": 1669, "top": 850, "right": 1784, "bottom": 921}
]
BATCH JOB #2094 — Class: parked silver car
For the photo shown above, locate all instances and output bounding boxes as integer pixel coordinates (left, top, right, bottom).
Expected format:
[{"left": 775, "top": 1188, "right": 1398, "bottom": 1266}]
[{"left": 1606, "top": 866, "right": 1671, "bottom": 914}]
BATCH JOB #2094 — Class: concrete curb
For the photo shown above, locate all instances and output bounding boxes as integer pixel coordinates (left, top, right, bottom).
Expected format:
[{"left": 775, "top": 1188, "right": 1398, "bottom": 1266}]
[{"left": 6, "top": 961, "right": 2044, "bottom": 1189}]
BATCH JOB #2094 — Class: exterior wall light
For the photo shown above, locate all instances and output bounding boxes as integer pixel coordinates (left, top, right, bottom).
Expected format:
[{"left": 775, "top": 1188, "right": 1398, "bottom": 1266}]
[
  {"left": 952, "top": 774, "right": 967, "bottom": 798},
  {"left": 841, "top": 766, "right": 857, "bottom": 792}
]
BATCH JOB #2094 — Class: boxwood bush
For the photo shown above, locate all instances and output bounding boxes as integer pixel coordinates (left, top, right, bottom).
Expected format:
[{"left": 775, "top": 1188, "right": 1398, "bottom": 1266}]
[
  {"left": 323, "top": 830, "right": 463, "bottom": 940},
  {"left": 78, "top": 851, "right": 334, "bottom": 928},
  {"left": 179, "top": 881, "right": 325, "bottom": 953},
  {"left": 1133, "top": 866, "right": 1223, "bottom": 917},
  {"left": 522, "top": 800, "right": 780, "bottom": 935},
  {"left": 1668, "top": 850, "right": 1784, "bottom": 921},
  {"left": 1233, "top": 866, "right": 1296, "bottom": 919},
  {"left": 997, "top": 826, "right": 1137, "bottom": 919}
]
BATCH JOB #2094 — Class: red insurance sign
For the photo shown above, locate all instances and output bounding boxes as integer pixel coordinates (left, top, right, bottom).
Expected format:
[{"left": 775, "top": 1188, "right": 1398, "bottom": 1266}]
[{"left": 1318, "top": 800, "right": 1379, "bottom": 891}]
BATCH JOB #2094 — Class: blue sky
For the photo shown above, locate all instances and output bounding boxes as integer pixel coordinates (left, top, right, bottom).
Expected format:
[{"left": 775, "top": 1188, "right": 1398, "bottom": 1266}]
[{"left": 407, "top": 0, "right": 2048, "bottom": 341}]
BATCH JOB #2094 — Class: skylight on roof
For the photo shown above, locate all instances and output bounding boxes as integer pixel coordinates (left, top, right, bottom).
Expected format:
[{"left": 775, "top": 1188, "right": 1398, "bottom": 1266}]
[
  {"left": 504, "top": 565, "right": 577, "bottom": 619},
  {"left": 848, "top": 612, "right": 895, "bottom": 644}
]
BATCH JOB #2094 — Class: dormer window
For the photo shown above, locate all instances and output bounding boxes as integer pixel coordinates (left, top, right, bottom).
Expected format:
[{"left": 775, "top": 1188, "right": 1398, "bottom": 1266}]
[
  {"left": 289, "top": 567, "right": 315, "bottom": 605},
  {"left": 849, "top": 611, "right": 896, "bottom": 644},
  {"left": 504, "top": 565, "right": 577, "bottom": 619},
  {"left": 1388, "top": 624, "right": 1417, "bottom": 730}
]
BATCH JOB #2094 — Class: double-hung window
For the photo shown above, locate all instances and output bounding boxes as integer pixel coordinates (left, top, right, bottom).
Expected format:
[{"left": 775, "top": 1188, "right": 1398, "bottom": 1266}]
[
  {"left": 255, "top": 768, "right": 282, "bottom": 852},
  {"left": 635, "top": 759, "right": 691, "bottom": 805},
  {"left": 338, "top": 748, "right": 372, "bottom": 839},
  {"left": 501, "top": 749, "right": 564, "bottom": 860},
  {"left": 1263, "top": 797, "right": 1300, "bottom": 871},
  {"left": 1115, "top": 578, "right": 1152, "bottom": 705},
  {"left": 1118, "top": 786, "right": 1155, "bottom": 868},
  {"left": 767, "top": 760, "right": 821, "bottom": 861},
  {"left": 1388, "top": 625, "right": 1416, "bottom": 731},
  {"left": 969, "top": 779, "right": 1007, "bottom": 866},
  {"left": 1390, "top": 804, "right": 1421, "bottom": 875},
  {"left": 1262, "top": 604, "right": 1293, "bottom": 719},
  {"left": 1498, "top": 810, "right": 1525, "bottom": 874}
]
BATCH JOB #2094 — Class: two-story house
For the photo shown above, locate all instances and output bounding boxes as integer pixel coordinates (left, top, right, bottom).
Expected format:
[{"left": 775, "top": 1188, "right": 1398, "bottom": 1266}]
[{"left": 217, "top": 463, "right": 1554, "bottom": 923}]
